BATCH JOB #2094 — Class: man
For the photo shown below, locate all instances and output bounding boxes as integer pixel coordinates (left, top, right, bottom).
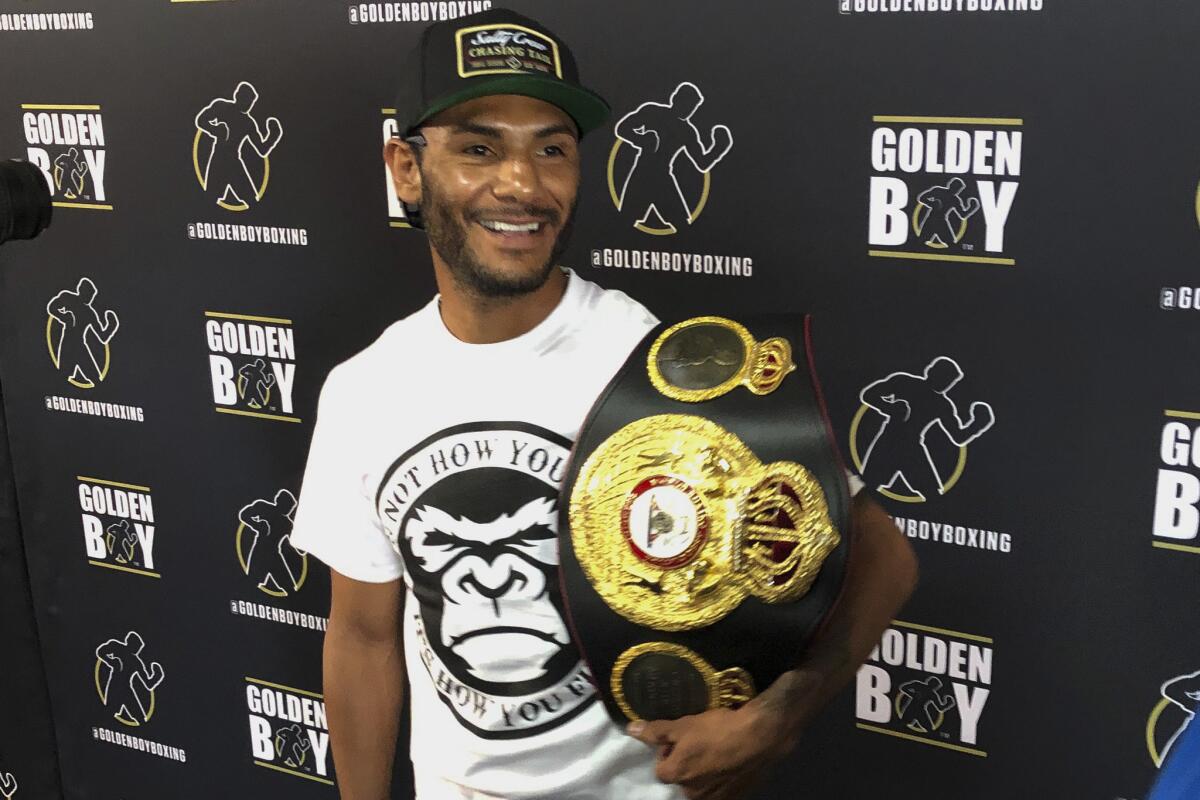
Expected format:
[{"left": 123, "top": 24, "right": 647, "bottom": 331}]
[{"left": 290, "top": 9, "right": 917, "bottom": 800}]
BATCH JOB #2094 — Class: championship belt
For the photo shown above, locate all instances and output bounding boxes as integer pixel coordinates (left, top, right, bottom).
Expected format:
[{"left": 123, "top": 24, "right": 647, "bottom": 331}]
[{"left": 558, "top": 315, "right": 851, "bottom": 723}]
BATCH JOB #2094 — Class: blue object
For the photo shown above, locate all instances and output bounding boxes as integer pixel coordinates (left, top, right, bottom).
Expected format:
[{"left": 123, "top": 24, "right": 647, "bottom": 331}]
[{"left": 1149, "top": 715, "right": 1200, "bottom": 800}]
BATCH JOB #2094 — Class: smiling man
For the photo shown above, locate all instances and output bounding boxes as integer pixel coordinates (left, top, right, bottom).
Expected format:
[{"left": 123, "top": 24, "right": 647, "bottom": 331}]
[{"left": 290, "top": 8, "right": 916, "bottom": 800}]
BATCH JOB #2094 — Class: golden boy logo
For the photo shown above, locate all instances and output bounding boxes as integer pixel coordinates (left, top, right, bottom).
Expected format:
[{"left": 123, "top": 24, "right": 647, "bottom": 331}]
[
  {"left": 205, "top": 311, "right": 298, "bottom": 422},
  {"left": 856, "top": 621, "right": 992, "bottom": 756},
  {"left": 868, "top": 116, "right": 1021, "bottom": 265},
  {"left": 21, "top": 104, "right": 109, "bottom": 209},
  {"left": 245, "top": 677, "right": 333, "bottom": 784}
]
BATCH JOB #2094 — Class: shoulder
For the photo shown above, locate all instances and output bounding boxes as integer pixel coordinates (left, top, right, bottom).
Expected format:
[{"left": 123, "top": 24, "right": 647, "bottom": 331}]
[
  {"left": 570, "top": 271, "right": 659, "bottom": 332},
  {"left": 318, "top": 299, "right": 437, "bottom": 403}
]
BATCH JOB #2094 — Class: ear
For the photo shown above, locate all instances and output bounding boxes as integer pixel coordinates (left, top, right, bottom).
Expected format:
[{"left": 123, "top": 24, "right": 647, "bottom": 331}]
[{"left": 384, "top": 137, "right": 422, "bottom": 206}]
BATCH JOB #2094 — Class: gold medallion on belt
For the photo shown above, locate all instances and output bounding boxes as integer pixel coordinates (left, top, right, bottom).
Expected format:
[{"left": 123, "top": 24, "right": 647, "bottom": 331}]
[
  {"left": 647, "top": 316, "right": 796, "bottom": 402},
  {"left": 609, "top": 642, "right": 756, "bottom": 721}
]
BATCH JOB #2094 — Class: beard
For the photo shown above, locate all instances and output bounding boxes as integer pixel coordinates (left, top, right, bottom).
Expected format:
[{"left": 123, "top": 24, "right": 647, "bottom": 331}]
[{"left": 420, "top": 171, "right": 577, "bottom": 299}]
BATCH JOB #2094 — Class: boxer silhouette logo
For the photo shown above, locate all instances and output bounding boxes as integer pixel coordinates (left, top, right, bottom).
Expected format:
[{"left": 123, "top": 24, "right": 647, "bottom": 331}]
[
  {"left": 94, "top": 631, "right": 165, "bottom": 726},
  {"left": 45, "top": 277, "right": 120, "bottom": 389},
  {"left": 274, "top": 723, "right": 311, "bottom": 768},
  {"left": 850, "top": 356, "right": 995, "bottom": 503},
  {"left": 193, "top": 81, "right": 283, "bottom": 211},
  {"left": 237, "top": 358, "right": 276, "bottom": 409},
  {"left": 236, "top": 490, "right": 306, "bottom": 597},
  {"left": 895, "top": 676, "right": 957, "bottom": 733},
  {"left": 105, "top": 519, "right": 138, "bottom": 564},
  {"left": 52, "top": 146, "right": 88, "bottom": 199},
  {"left": 608, "top": 82, "right": 733, "bottom": 235},
  {"left": 1147, "top": 670, "right": 1200, "bottom": 767},
  {"left": 914, "top": 178, "right": 980, "bottom": 249}
]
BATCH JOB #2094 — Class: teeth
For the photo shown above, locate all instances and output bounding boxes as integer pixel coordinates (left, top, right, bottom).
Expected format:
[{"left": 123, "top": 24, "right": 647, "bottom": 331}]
[{"left": 481, "top": 220, "right": 541, "bottom": 233}]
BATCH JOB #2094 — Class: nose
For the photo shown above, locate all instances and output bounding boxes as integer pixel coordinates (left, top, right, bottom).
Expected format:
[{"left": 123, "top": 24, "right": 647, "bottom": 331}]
[{"left": 492, "top": 153, "right": 542, "bottom": 202}]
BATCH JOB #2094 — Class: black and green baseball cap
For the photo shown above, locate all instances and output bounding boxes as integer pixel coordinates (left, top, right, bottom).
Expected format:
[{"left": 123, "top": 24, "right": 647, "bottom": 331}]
[{"left": 396, "top": 8, "right": 610, "bottom": 138}]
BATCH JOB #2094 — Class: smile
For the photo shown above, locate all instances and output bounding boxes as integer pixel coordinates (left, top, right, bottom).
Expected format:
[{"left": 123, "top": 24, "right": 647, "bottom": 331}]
[{"left": 478, "top": 219, "right": 544, "bottom": 233}]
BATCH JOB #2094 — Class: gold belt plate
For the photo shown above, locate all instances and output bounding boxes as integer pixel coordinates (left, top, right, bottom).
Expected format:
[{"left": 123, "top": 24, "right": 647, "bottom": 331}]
[{"left": 569, "top": 414, "right": 840, "bottom": 631}]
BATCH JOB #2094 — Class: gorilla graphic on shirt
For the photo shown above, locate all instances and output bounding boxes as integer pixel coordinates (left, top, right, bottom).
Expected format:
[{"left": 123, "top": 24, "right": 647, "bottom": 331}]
[
  {"left": 378, "top": 422, "right": 597, "bottom": 738},
  {"left": 400, "top": 469, "right": 573, "bottom": 696}
]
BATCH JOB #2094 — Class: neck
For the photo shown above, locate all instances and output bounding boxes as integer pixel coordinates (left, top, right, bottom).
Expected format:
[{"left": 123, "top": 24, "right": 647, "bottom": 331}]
[{"left": 431, "top": 255, "right": 568, "bottom": 345}]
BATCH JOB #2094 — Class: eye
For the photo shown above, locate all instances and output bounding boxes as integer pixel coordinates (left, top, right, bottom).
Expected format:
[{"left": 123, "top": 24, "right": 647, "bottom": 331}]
[
  {"left": 543, "top": 141, "right": 578, "bottom": 159},
  {"left": 463, "top": 144, "right": 495, "bottom": 157}
]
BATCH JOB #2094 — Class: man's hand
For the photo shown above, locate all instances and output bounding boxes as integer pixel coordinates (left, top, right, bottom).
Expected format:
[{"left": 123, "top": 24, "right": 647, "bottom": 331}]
[
  {"left": 625, "top": 701, "right": 797, "bottom": 800},
  {"left": 625, "top": 491, "right": 917, "bottom": 799}
]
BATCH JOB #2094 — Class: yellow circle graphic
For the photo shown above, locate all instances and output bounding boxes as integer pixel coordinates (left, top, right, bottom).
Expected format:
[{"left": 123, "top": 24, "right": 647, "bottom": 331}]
[
  {"left": 192, "top": 130, "right": 270, "bottom": 212},
  {"left": 606, "top": 140, "right": 711, "bottom": 235},
  {"left": 46, "top": 316, "right": 110, "bottom": 389},
  {"left": 848, "top": 404, "right": 968, "bottom": 503},
  {"left": 1194, "top": 180, "right": 1200, "bottom": 231},
  {"left": 1146, "top": 696, "right": 1172, "bottom": 768}
]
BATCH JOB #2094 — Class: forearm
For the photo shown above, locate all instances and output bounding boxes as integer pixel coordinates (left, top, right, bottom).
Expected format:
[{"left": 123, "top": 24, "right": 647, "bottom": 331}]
[
  {"left": 323, "top": 621, "right": 405, "bottom": 800},
  {"left": 745, "top": 494, "right": 917, "bottom": 744}
]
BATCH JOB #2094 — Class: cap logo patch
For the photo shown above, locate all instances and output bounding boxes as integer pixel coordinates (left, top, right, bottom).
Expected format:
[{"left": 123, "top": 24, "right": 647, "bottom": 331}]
[{"left": 455, "top": 23, "right": 562, "bottom": 79}]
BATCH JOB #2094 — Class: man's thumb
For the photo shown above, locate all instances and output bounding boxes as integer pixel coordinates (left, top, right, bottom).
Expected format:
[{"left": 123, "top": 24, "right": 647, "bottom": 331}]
[{"left": 626, "top": 718, "right": 677, "bottom": 745}]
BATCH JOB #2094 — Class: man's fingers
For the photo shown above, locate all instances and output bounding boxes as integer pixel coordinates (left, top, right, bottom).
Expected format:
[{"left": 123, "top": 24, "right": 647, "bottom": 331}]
[
  {"left": 654, "top": 736, "right": 705, "bottom": 784},
  {"left": 655, "top": 750, "right": 686, "bottom": 784},
  {"left": 626, "top": 718, "right": 678, "bottom": 746}
]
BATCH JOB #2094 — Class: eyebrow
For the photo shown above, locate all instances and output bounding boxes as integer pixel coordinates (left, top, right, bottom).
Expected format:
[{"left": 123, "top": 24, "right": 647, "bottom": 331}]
[
  {"left": 450, "top": 122, "right": 502, "bottom": 138},
  {"left": 535, "top": 123, "right": 578, "bottom": 139},
  {"left": 449, "top": 121, "right": 579, "bottom": 140}
]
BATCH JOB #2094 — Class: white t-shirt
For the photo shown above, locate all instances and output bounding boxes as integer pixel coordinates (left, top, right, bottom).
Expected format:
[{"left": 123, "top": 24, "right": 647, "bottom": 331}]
[{"left": 291, "top": 269, "right": 684, "bottom": 800}]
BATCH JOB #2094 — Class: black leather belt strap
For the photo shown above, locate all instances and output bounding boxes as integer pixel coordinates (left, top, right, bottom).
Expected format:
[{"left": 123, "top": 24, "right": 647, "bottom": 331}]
[{"left": 558, "top": 314, "right": 851, "bottom": 723}]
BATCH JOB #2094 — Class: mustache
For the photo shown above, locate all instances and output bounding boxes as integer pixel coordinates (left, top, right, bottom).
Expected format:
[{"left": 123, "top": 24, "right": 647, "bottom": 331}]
[{"left": 466, "top": 205, "right": 559, "bottom": 225}]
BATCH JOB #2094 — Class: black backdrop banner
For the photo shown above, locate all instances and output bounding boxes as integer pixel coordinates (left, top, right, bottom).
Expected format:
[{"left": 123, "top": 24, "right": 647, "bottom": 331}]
[
  {"left": 0, "top": 1, "right": 1197, "bottom": 798},
  {"left": 0, "top": 383, "right": 62, "bottom": 800}
]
